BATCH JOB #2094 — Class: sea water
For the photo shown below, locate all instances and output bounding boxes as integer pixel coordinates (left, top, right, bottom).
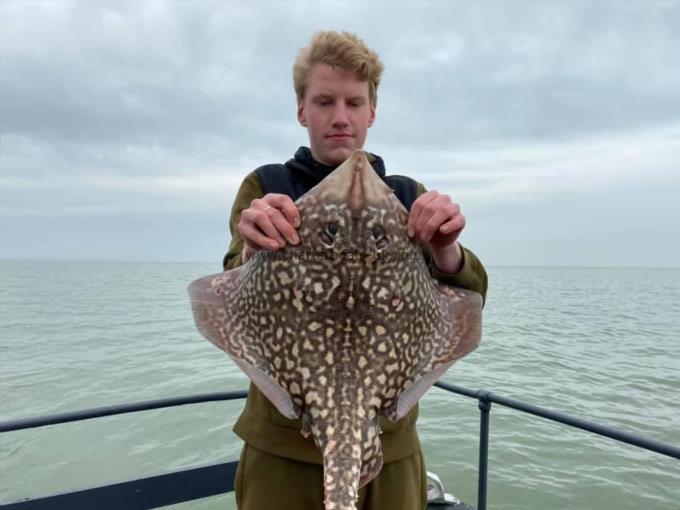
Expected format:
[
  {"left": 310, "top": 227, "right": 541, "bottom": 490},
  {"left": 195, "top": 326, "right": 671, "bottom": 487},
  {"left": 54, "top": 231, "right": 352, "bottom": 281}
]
[{"left": 1, "top": 260, "right": 679, "bottom": 509}]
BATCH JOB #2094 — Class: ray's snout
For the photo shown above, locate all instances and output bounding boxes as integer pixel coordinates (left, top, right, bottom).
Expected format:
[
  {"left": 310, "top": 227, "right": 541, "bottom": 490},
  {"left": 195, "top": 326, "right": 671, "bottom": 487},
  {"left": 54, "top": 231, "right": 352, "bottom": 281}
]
[
  {"left": 310, "top": 150, "right": 393, "bottom": 211},
  {"left": 348, "top": 151, "right": 367, "bottom": 211},
  {"left": 323, "top": 150, "right": 392, "bottom": 211}
]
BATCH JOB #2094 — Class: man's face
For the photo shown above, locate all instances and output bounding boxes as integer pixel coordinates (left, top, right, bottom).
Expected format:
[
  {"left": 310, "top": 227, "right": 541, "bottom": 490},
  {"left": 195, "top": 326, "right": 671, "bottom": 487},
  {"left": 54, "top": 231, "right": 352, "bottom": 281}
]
[{"left": 297, "top": 63, "right": 376, "bottom": 167}]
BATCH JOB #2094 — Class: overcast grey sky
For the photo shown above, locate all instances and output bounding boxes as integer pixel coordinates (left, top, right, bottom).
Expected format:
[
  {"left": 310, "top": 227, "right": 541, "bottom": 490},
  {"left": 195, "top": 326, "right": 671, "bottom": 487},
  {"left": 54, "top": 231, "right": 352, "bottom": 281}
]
[{"left": 1, "top": 0, "right": 678, "bottom": 267}]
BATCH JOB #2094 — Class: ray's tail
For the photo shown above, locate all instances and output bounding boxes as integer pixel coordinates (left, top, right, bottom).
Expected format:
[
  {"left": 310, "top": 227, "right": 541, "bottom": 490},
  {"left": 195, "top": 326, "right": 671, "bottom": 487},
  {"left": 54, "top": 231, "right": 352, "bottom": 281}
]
[
  {"left": 313, "top": 415, "right": 383, "bottom": 510},
  {"left": 320, "top": 437, "right": 362, "bottom": 510}
]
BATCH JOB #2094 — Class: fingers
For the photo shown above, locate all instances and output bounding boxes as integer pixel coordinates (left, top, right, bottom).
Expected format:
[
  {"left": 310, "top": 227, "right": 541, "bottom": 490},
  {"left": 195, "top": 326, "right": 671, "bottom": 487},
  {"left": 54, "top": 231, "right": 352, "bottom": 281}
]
[
  {"left": 439, "top": 213, "right": 466, "bottom": 235},
  {"left": 260, "top": 197, "right": 301, "bottom": 246},
  {"left": 408, "top": 191, "right": 463, "bottom": 243},
  {"left": 239, "top": 208, "right": 286, "bottom": 249},
  {"left": 407, "top": 191, "right": 436, "bottom": 238},
  {"left": 266, "top": 194, "right": 301, "bottom": 229},
  {"left": 237, "top": 194, "right": 301, "bottom": 252}
]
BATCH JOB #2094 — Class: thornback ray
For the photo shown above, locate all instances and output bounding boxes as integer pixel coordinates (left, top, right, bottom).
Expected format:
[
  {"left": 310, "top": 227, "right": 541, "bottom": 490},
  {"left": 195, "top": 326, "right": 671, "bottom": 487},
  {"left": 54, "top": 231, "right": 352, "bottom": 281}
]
[{"left": 188, "top": 150, "right": 483, "bottom": 510}]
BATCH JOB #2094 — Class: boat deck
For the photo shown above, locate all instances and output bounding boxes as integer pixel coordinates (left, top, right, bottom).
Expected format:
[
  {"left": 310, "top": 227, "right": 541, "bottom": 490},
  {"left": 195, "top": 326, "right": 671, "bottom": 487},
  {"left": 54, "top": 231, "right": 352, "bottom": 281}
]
[{"left": 0, "top": 459, "right": 473, "bottom": 509}]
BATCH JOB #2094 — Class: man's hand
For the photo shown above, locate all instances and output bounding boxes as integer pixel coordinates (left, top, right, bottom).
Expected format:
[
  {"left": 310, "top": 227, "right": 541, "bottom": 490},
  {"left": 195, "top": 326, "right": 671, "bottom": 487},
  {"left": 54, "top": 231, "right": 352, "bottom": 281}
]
[
  {"left": 237, "top": 193, "right": 301, "bottom": 262},
  {"left": 407, "top": 191, "right": 465, "bottom": 274}
]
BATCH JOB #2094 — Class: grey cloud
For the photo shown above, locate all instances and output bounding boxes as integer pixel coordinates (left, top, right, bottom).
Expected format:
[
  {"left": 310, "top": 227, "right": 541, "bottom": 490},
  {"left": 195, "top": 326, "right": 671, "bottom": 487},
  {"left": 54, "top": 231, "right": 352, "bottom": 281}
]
[
  {"left": 1, "top": 0, "right": 679, "bottom": 265},
  {"left": 2, "top": 2, "right": 676, "bottom": 147},
  {"left": 3, "top": 1, "right": 679, "bottom": 166},
  {"left": 371, "top": 2, "right": 680, "bottom": 144},
  {"left": 0, "top": 1, "right": 299, "bottom": 153}
]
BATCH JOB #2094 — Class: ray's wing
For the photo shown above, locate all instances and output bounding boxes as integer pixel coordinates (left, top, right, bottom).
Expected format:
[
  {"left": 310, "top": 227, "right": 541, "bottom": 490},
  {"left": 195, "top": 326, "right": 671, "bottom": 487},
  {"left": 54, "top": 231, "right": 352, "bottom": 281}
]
[
  {"left": 188, "top": 269, "right": 298, "bottom": 419},
  {"left": 391, "top": 285, "right": 483, "bottom": 421},
  {"left": 188, "top": 271, "right": 243, "bottom": 354}
]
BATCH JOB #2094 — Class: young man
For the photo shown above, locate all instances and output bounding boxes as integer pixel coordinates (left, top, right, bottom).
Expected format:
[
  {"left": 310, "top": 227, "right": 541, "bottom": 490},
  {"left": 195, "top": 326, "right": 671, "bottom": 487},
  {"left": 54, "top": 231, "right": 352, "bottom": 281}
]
[{"left": 223, "top": 31, "right": 488, "bottom": 510}]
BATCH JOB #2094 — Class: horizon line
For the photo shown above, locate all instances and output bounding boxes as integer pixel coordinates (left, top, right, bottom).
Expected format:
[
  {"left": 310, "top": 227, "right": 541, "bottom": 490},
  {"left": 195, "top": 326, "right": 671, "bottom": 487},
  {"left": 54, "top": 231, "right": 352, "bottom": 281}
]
[{"left": 1, "top": 257, "right": 678, "bottom": 271}]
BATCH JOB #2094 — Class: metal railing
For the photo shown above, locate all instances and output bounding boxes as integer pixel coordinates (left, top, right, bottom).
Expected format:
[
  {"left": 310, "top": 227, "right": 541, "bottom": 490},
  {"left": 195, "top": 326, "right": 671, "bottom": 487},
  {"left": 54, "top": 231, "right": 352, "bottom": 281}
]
[
  {"left": 432, "top": 381, "right": 680, "bottom": 510},
  {"left": 0, "top": 391, "right": 249, "bottom": 433},
  {"left": 1, "top": 384, "right": 678, "bottom": 510}
]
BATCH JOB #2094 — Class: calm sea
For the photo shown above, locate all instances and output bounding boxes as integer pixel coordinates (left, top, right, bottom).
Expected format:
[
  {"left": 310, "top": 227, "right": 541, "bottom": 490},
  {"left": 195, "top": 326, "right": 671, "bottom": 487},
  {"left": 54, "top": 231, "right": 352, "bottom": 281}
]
[{"left": 1, "top": 260, "right": 678, "bottom": 509}]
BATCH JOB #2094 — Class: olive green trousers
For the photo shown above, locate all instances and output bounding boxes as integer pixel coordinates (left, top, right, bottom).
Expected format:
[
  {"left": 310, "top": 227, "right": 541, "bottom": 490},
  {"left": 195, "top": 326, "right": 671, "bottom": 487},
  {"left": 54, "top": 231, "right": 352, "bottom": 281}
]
[{"left": 235, "top": 443, "right": 428, "bottom": 510}]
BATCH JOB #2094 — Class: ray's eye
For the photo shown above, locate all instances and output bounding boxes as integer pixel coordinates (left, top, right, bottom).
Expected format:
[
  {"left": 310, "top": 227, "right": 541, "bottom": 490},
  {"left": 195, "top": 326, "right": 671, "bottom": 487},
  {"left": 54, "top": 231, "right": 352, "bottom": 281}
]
[
  {"left": 372, "top": 225, "right": 389, "bottom": 249},
  {"left": 319, "top": 222, "right": 339, "bottom": 246}
]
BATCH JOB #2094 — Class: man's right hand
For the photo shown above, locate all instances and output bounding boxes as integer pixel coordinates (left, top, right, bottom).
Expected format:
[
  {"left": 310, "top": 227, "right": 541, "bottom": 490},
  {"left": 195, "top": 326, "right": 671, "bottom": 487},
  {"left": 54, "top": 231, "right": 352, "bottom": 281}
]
[{"left": 237, "top": 193, "right": 301, "bottom": 262}]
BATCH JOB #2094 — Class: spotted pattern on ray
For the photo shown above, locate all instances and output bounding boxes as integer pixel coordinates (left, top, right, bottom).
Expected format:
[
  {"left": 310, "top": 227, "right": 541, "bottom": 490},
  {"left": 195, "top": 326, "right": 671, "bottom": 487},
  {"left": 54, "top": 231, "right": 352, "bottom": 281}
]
[{"left": 189, "top": 150, "right": 483, "bottom": 510}]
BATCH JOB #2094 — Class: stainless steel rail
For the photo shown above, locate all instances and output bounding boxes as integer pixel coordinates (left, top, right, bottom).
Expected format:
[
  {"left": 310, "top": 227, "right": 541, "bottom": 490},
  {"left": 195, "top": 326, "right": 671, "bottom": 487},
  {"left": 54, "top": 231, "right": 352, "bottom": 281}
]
[
  {"left": 0, "top": 391, "right": 249, "bottom": 432},
  {"left": 432, "top": 381, "right": 680, "bottom": 510},
  {"left": 1, "top": 384, "right": 678, "bottom": 510}
]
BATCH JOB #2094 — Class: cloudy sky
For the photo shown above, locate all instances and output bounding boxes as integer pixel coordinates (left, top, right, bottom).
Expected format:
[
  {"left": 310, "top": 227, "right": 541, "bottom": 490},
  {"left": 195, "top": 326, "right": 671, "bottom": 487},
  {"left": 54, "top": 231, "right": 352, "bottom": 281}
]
[{"left": 1, "top": 0, "right": 678, "bottom": 267}]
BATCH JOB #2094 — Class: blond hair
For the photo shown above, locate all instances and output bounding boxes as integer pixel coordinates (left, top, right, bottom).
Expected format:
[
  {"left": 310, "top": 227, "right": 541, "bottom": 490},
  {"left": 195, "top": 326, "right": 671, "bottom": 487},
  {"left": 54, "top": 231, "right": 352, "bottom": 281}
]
[{"left": 293, "top": 31, "right": 384, "bottom": 106}]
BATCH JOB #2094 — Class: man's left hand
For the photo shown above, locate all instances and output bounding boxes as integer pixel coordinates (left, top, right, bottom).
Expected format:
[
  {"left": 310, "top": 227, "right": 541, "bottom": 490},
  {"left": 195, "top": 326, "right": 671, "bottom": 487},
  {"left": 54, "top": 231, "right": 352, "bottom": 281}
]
[{"left": 407, "top": 190, "right": 465, "bottom": 274}]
